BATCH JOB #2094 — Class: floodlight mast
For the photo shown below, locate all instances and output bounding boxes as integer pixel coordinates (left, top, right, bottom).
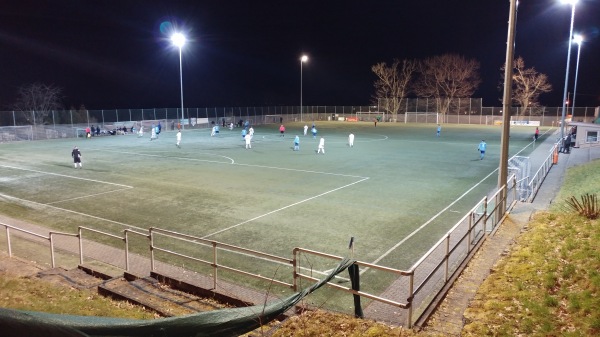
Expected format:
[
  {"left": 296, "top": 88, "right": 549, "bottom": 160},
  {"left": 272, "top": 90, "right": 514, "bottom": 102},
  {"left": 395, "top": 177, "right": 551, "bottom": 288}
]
[
  {"left": 559, "top": 0, "right": 578, "bottom": 140},
  {"left": 300, "top": 55, "right": 308, "bottom": 122},
  {"left": 571, "top": 34, "right": 583, "bottom": 117},
  {"left": 171, "top": 33, "right": 186, "bottom": 130}
]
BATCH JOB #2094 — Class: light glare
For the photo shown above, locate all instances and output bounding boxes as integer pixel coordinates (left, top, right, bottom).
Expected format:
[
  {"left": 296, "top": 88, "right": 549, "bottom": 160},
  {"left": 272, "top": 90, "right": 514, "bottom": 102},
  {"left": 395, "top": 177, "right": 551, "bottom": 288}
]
[
  {"left": 301, "top": 55, "right": 308, "bottom": 62},
  {"left": 573, "top": 34, "right": 583, "bottom": 44},
  {"left": 171, "top": 33, "right": 186, "bottom": 48}
]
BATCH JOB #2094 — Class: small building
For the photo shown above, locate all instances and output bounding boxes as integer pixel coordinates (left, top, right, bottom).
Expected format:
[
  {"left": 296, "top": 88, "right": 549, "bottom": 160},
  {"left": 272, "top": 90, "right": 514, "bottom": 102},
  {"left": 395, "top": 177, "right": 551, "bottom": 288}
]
[{"left": 569, "top": 121, "right": 600, "bottom": 148}]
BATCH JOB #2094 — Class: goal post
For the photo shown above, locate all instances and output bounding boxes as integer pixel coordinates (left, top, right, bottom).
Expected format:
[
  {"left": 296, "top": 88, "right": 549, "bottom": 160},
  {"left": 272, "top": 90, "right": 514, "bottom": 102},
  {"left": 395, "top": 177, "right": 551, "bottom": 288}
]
[
  {"left": 263, "top": 115, "right": 282, "bottom": 124},
  {"left": 404, "top": 112, "right": 439, "bottom": 124},
  {"left": 355, "top": 111, "right": 385, "bottom": 122},
  {"left": 0, "top": 125, "right": 33, "bottom": 142},
  {"left": 508, "top": 155, "right": 531, "bottom": 201}
]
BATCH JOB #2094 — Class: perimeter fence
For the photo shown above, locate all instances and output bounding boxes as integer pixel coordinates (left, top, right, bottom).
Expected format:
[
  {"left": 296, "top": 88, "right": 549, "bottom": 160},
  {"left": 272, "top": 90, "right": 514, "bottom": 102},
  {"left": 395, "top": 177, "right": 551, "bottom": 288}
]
[{"left": 1, "top": 99, "right": 598, "bottom": 141}]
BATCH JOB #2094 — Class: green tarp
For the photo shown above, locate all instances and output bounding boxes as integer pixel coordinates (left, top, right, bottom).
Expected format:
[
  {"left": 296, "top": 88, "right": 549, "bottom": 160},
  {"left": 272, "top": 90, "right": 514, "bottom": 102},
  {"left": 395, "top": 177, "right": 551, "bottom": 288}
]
[{"left": 0, "top": 258, "right": 355, "bottom": 337}]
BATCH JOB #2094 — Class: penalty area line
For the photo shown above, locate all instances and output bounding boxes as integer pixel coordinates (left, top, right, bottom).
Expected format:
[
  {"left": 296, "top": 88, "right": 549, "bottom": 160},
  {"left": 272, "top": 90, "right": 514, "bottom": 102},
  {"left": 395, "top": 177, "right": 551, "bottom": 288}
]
[
  {"left": 0, "top": 192, "right": 147, "bottom": 232},
  {"left": 46, "top": 187, "right": 133, "bottom": 205},
  {"left": 0, "top": 164, "right": 133, "bottom": 188}
]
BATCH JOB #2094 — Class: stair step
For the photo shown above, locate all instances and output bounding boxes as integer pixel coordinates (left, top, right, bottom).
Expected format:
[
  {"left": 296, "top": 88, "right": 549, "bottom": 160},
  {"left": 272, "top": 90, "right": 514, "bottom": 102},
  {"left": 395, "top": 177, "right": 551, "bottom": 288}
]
[
  {"left": 98, "top": 277, "right": 225, "bottom": 316},
  {"left": 37, "top": 267, "right": 105, "bottom": 289}
]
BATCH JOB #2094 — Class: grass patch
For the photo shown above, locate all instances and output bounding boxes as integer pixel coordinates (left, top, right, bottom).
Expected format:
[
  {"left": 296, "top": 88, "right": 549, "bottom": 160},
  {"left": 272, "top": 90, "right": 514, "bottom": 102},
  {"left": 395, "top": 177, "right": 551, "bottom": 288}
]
[
  {"left": 0, "top": 273, "right": 156, "bottom": 319},
  {"left": 463, "top": 158, "right": 600, "bottom": 336}
]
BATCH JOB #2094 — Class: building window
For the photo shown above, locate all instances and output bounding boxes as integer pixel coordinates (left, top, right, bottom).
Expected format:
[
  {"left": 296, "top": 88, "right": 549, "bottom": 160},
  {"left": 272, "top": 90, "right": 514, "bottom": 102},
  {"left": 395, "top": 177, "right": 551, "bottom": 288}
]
[{"left": 586, "top": 131, "right": 598, "bottom": 143}]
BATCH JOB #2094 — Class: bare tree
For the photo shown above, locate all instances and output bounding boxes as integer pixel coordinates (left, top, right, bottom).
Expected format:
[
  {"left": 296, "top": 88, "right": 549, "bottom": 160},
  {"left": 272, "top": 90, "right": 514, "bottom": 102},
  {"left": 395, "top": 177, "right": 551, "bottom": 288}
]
[
  {"left": 13, "top": 82, "right": 64, "bottom": 125},
  {"left": 501, "top": 57, "right": 552, "bottom": 116},
  {"left": 413, "top": 54, "right": 481, "bottom": 115},
  {"left": 371, "top": 59, "right": 417, "bottom": 120}
]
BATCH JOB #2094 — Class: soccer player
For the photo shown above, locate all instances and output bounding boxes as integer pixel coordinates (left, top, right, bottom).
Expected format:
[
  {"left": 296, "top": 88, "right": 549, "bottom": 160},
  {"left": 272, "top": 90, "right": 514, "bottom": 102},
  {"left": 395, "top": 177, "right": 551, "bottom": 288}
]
[
  {"left": 150, "top": 125, "right": 157, "bottom": 140},
  {"left": 293, "top": 135, "right": 300, "bottom": 151},
  {"left": 211, "top": 125, "right": 217, "bottom": 137},
  {"left": 241, "top": 128, "right": 247, "bottom": 140},
  {"left": 436, "top": 124, "right": 441, "bottom": 137},
  {"left": 478, "top": 140, "right": 487, "bottom": 160},
  {"left": 317, "top": 137, "right": 325, "bottom": 154},
  {"left": 138, "top": 125, "right": 144, "bottom": 137},
  {"left": 311, "top": 126, "right": 317, "bottom": 139},
  {"left": 303, "top": 124, "right": 308, "bottom": 136},
  {"left": 245, "top": 134, "right": 252, "bottom": 149},
  {"left": 249, "top": 126, "right": 254, "bottom": 137},
  {"left": 279, "top": 124, "right": 285, "bottom": 137},
  {"left": 534, "top": 127, "right": 539, "bottom": 141},
  {"left": 176, "top": 130, "right": 181, "bottom": 148},
  {"left": 348, "top": 133, "right": 355, "bottom": 147},
  {"left": 71, "top": 146, "right": 82, "bottom": 168}
]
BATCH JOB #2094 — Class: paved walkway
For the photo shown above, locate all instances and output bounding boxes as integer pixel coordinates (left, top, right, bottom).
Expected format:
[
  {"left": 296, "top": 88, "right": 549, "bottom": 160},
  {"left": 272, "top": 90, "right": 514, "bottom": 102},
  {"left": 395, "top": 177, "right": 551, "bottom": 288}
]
[{"left": 424, "top": 131, "right": 600, "bottom": 335}]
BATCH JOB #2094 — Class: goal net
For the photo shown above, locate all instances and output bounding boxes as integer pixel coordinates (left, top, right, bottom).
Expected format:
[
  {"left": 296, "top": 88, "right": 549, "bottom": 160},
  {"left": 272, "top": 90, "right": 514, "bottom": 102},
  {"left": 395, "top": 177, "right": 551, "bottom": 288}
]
[
  {"left": 0, "top": 125, "right": 33, "bottom": 142},
  {"left": 355, "top": 111, "right": 385, "bottom": 122},
  {"left": 263, "top": 115, "right": 283, "bottom": 124},
  {"left": 404, "top": 112, "right": 439, "bottom": 124},
  {"left": 508, "top": 155, "right": 531, "bottom": 201}
]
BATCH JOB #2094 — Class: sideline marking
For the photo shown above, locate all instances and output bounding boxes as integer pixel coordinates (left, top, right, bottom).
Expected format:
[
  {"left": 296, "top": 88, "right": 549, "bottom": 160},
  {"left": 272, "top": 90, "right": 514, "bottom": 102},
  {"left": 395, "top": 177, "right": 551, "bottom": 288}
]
[
  {"left": 0, "top": 164, "right": 133, "bottom": 188},
  {"left": 369, "top": 138, "right": 555, "bottom": 269},
  {"left": 202, "top": 177, "right": 370, "bottom": 239},
  {"left": 0, "top": 192, "right": 146, "bottom": 232},
  {"left": 370, "top": 167, "right": 498, "bottom": 267},
  {"left": 96, "top": 149, "right": 235, "bottom": 164}
]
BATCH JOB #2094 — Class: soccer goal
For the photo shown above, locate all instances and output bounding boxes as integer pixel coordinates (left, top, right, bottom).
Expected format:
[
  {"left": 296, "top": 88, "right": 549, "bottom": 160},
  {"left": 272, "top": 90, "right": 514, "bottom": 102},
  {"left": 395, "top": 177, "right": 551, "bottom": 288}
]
[
  {"left": 263, "top": 115, "right": 283, "bottom": 124},
  {"left": 508, "top": 156, "right": 531, "bottom": 201},
  {"left": 0, "top": 125, "right": 33, "bottom": 142},
  {"left": 355, "top": 111, "right": 385, "bottom": 122},
  {"left": 404, "top": 112, "right": 439, "bottom": 124}
]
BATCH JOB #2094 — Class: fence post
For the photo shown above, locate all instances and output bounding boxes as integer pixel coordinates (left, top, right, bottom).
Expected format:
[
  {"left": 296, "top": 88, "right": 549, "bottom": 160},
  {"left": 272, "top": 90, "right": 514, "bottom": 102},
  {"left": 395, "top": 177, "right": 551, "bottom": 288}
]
[
  {"left": 212, "top": 242, "right": 218, "bottom": 290},
  {"left": 444, "top": 234, "right": 450, "bottom": 281},
  {"left": 149, "top": 229, "right": 155, "bottom": 271},
  {"left": 483, "top": 196, "right": 488, "bottom": 234},
  {"left": 6, "top": 227, "right": 12, "bottom": 257},
  {"left": 407, "top": 272, "right": 414, "bottom": 328},
  {"left": 124, "top": 231, "right": 130, "bottom": 272},
  {"left": 50, "top": 233, "right": 56, "bottom": 268},
  {"left": 78, "top": 227, "right": 84, "bottom": 265}
]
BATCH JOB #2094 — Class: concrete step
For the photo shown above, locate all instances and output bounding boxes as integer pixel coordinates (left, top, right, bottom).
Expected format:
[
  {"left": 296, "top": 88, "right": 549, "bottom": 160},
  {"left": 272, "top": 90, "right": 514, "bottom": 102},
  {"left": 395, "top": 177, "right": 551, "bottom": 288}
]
[
  {"left": 36, "top": 267, "right": 106, "bottom": 290},
  {"left": 98, "top": 274, "right": 226, "bottom": 317}
]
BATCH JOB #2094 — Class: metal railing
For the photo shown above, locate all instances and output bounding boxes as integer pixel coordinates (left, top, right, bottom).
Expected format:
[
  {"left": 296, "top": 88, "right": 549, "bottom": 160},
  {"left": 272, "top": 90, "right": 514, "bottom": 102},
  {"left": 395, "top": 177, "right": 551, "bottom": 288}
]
[
  {"left": 0, "top": 175, "right": 518, "bottom": 328},
  {"left": 527, "top": 142, "right": 559, "bottom": 202}
]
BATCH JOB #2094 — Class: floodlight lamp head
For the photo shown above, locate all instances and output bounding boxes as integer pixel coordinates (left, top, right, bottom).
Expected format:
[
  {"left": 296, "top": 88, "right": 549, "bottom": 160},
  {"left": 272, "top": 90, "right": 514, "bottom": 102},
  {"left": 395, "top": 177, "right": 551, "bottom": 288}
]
[
  {"left": 171, "top": 33, "right": 187, "bottom": 48},
  {"left": 301, "top": 55, "right": 308, "bottom": 63},
  {"left": 573, "top": 34, "right": 583, "bottom": 44}
]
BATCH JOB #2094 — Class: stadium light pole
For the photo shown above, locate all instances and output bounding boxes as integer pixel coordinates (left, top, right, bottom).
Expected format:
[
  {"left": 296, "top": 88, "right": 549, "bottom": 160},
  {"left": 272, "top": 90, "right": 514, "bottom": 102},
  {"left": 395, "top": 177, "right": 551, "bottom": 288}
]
[
  {"left": 300, "top": 55, "right": 308, "bottom": 122},
  {"left": 559, "top": 0, "right": 578, "bottom": 140},
  {"left": 498, "top": 0, "right": 518, "bottom": 210},
  {"left": 571, "top": 34, "right": 583, "bottom": 117},
  {"left": 171, "top": 32, "right": 186, "bottom": 130}
]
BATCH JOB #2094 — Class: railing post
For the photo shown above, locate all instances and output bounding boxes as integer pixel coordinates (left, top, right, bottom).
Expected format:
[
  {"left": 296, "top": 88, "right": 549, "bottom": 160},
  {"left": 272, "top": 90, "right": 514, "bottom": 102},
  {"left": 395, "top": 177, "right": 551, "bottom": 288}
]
[
  {"left": 149, "top": 229, "right": 155, "bottom": 271},
  {"left": 49, "top": 233, "right": 56, "bottom": 268},
  {"left": 212, "top": 242, "right": 218, "bottom": 290},
  {"left": 78, "top": 227, "right": 84, "bottom": 265},
  {"left": 292, "top": 249, "right": 298, "bottom": 292},
  {"left": 483, "top": 197, "right": 488, "bottom": 234},
  {"left": 124, "top": 231, "right": 129, "bottom": 272},
  {"left": 407, "top": 271, "right": 414, "bottom": 328},
  {"left": 444, "top": 234, "right": 450, "bottom": 281},
  {"left": 6, "top": 227, "right": 12, "bottom": 257}
]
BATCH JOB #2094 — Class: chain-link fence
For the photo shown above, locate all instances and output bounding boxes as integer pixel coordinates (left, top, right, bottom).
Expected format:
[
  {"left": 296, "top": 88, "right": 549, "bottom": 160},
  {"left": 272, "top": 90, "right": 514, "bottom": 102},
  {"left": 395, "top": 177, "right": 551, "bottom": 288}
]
[{"left": 1, "top": 100, "right": 598, "bottom": 142}]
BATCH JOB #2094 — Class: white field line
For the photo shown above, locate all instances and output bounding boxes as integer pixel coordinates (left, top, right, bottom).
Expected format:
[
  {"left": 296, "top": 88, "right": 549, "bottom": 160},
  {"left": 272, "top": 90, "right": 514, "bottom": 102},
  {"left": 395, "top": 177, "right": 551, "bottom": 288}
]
[
  {"left": 95, "top": 149, "right": 236, "bottom": 164},
  {"left": 233, "top": 163, "right": 368, "bottom": 179},
  {"left": 368, "top": 138, "right": 547, "bottom": 270},
  {"left": 0, "top": 192, "right": 146, "bottom": 232},
  {"left": 46, "top": 187, "right": 133, "bottom": 205},
  {"left": 369, "top": 167, "right": 499, "bottom": 268},
  {"left": 202, "top": 177, "right": 370, "bottom": 239},
  {"left": 0, "top": 164, "right": 133, "bottom": 188}
]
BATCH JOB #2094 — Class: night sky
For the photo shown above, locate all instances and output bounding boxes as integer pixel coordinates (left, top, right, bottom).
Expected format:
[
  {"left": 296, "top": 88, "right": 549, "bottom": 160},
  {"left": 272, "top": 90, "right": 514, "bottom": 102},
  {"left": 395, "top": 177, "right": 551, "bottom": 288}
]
[{"left": 1, "top": 0, "right": 599, "bottom": 110}]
